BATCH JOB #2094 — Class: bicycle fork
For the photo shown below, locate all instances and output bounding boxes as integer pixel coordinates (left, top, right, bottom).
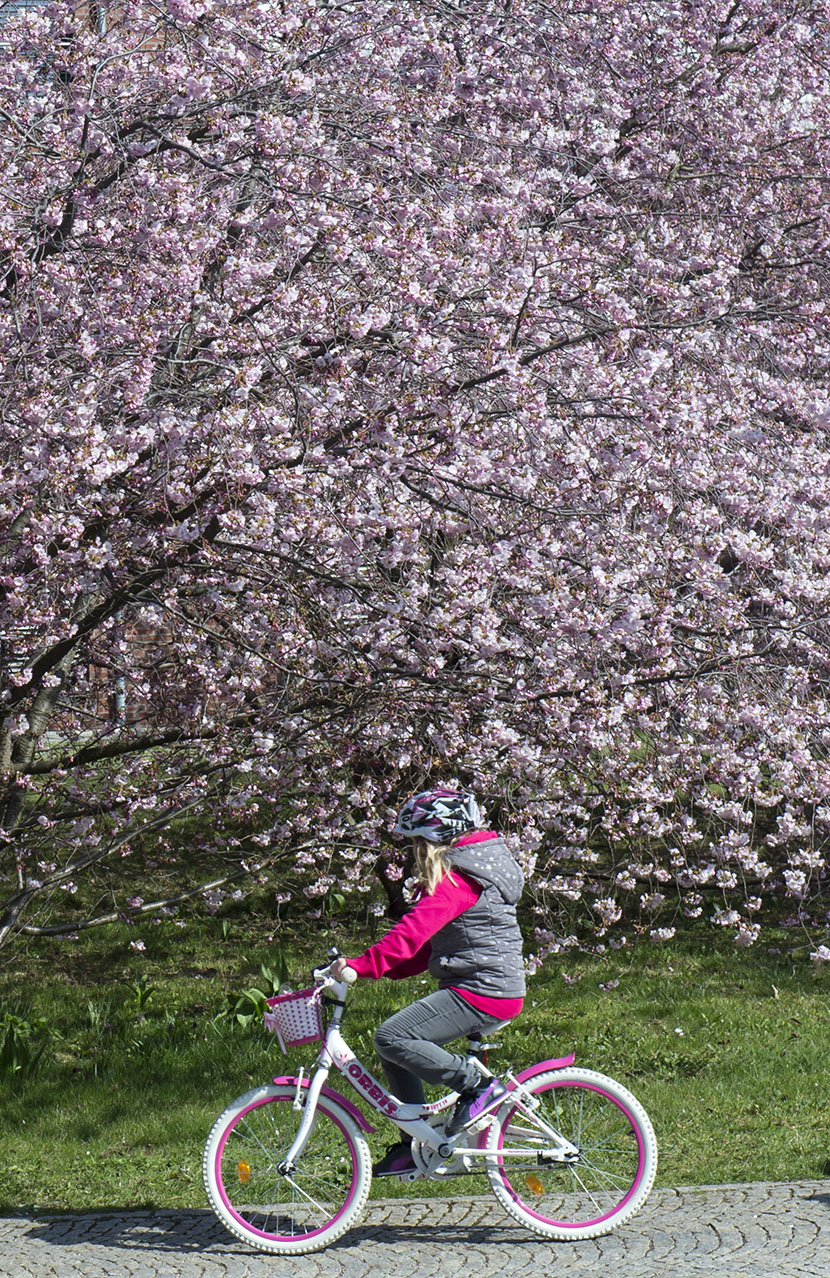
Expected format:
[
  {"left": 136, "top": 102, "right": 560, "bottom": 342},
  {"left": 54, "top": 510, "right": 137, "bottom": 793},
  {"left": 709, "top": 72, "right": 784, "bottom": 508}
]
[{"left": 278, "top": 1067, "right": 330, "bottom": 1175}]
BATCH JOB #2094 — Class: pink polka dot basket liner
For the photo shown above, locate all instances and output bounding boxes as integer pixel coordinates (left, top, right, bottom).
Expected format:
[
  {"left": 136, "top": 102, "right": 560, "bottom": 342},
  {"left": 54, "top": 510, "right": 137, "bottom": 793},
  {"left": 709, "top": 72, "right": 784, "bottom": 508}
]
[{"left": 263, "top": 986, "right": 326, "bottom": 1053}]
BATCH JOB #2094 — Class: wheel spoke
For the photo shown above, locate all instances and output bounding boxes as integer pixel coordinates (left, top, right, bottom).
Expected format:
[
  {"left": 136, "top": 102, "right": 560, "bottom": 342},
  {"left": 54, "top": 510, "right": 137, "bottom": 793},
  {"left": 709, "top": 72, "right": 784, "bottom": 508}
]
[
  {"left": 280, "top": 1174, "right": 338, "bottom": 1220},
  {"left": 230, "top": 1114, "right": 282, "bottom": 1161},
  {"left": 565, "top": 1163, "right": 612, "bottom": 1215},
  {"left": 576, "top": 1157, "right": 636, "bottom": 1193}
]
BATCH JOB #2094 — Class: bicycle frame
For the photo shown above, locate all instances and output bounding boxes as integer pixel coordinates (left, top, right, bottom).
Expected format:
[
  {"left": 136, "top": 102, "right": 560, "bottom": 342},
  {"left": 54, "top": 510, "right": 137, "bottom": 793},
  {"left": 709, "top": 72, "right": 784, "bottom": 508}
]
[{"left": 276, "top": 976, "right": 580, "bottom": 1174}]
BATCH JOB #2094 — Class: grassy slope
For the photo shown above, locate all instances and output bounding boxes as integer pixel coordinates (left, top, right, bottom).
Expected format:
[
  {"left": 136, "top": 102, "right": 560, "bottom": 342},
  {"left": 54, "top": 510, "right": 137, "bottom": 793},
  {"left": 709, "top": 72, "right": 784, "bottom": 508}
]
[{"left": 1, "top": 910, "right": 828, "bottom": 1211}]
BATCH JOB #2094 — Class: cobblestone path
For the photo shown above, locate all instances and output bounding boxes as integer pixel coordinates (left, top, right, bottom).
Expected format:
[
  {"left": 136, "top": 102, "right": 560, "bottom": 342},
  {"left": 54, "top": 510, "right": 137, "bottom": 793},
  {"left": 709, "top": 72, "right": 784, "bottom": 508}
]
[{"left": 2, "top": 1182, "right": 828, "bottom": 1278}]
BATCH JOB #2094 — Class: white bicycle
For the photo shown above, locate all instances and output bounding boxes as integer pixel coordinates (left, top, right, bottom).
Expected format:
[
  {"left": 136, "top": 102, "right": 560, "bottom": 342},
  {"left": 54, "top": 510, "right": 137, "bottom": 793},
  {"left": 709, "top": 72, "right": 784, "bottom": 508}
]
[{"left": 204, "top": 952, "right": 657, "bottom": 1254}]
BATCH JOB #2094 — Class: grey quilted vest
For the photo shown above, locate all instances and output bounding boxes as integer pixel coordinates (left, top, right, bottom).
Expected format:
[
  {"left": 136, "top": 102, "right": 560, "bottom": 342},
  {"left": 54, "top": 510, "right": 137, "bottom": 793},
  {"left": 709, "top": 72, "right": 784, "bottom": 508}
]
[{"left": 427, "top": 836, "right": 526, "bottom": 999}]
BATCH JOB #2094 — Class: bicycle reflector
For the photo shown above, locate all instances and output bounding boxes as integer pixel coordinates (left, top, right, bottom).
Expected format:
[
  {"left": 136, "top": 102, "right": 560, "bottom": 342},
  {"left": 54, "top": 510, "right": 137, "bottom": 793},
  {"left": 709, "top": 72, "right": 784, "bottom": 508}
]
[
  {"left": 237, "top": 1161, "right": 252, "bottom": 1185},
  {"left": 525, "top": 1173, "right": 544, "bottom": 1195}
]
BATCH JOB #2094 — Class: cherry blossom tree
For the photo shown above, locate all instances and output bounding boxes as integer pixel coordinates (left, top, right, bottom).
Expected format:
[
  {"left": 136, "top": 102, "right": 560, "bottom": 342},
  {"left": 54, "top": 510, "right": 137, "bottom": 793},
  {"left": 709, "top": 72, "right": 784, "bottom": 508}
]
[{"left": 1, "top": 0, "right": 828, "bottom": 956}]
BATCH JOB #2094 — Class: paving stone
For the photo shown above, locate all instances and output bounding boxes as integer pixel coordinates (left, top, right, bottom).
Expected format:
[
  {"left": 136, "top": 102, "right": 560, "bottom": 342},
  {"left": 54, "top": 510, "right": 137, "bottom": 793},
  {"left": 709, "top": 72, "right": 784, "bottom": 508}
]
[{"left": 2, "top": 1182, "right": 830, "bottom": 1277}]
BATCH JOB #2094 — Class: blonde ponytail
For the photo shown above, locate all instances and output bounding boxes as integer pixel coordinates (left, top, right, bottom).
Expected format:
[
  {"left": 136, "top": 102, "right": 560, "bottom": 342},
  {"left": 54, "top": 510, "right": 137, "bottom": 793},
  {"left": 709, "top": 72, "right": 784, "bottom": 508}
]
[{"left": 413, "top": 837, "right": 458, "bottom": 895}]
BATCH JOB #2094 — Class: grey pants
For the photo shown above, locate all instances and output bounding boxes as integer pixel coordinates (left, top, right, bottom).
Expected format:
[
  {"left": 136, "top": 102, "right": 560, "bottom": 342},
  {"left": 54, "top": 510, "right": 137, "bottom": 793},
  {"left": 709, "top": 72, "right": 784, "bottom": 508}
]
[{"left": 373, "top": 988, "right": 506, "bottom": 1106}]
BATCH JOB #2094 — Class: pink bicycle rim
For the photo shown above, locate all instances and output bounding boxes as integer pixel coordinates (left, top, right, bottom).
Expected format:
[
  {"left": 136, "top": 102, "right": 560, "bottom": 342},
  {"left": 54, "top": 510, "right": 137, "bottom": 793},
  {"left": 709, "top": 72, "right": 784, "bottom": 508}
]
[
  {"left": 215, "top": 1095, "right": 357, "bottom": 1242},
  {"left": 498, "top": 1080, "right": 646, "bottom": 1229}
]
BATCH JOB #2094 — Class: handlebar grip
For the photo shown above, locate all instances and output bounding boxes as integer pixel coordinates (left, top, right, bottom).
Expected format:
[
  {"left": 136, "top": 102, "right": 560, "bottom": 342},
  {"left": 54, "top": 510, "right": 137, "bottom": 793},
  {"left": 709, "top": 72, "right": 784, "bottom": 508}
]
[{"left": 342, "top": 966, "right": 358, "bottom": 985}]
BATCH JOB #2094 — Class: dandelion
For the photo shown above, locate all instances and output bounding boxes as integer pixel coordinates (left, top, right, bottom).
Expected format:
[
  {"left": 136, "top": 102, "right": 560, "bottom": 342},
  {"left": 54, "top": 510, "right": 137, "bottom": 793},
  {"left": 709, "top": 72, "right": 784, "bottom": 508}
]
[
  {"left": 810, "top": 945, "right": 830, "bottom": 963},
  {"left": 129, "top": 939, "right": 146, "bottom": 951}
]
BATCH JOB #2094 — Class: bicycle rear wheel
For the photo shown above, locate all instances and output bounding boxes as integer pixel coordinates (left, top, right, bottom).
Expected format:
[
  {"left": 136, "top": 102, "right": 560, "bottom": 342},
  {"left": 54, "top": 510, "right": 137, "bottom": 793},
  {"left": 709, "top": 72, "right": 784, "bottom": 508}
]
[
  {"left": 485, "top": 1067, "right": 657, "bottom": 1240},
  {"left": 203, "top": 1084, "right": 371, "bottom": 1254}
]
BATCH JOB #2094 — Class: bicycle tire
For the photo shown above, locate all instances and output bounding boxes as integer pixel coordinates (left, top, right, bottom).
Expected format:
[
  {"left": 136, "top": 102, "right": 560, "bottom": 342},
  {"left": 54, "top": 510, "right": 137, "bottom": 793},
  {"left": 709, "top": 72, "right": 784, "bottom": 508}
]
[
  {"left": 203, "top": 1084, "right": 371, "bottom": 1254},
  {"left": 485, "top": 1067, "right": 657, "bottom": 1240}
]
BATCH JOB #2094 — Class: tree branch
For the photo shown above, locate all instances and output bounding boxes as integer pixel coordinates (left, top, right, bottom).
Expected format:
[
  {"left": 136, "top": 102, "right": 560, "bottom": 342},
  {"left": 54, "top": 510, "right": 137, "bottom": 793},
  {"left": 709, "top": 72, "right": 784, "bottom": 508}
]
[{"left": 13, "top": 860, "right": 275, "bottom": 937}]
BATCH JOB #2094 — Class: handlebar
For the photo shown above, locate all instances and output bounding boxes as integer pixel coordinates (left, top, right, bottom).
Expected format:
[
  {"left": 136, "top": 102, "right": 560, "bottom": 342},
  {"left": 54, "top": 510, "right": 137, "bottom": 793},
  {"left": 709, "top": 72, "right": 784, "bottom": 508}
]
[
  {"left": 312, "top": 954, "right": 358, "bottom": 986},
  {"left": 310, "top": 961, "right": 355, "bottom": 986}
]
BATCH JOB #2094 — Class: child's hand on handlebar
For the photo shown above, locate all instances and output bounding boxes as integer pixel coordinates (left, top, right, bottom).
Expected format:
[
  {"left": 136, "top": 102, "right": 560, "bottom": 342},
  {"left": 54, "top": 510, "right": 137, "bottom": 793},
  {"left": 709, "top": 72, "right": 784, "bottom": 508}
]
[{"left": 329, "top": 956, "right": 350, "bottom": 979}]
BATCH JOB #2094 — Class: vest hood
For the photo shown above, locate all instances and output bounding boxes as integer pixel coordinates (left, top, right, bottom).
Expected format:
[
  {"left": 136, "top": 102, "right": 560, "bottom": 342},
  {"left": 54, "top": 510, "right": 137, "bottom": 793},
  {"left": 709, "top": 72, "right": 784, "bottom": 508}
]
[{"left": 450, "top": 836, "right": 524, "bottom": 906}]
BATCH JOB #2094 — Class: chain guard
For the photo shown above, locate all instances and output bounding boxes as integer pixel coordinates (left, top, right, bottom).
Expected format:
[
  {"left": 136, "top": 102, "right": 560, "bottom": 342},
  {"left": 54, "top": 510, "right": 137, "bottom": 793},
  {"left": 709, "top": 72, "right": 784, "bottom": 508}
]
[{"left": 411, "top": 1115, "right": 477, "bottom": 1177}]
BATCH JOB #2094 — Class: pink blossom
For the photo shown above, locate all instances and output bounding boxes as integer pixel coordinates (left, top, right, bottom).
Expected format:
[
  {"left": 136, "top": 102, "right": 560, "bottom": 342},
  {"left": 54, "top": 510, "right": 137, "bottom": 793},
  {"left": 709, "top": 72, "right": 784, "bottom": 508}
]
[{"left": 0, "top": 0, "right": 828, "bottom": 959}]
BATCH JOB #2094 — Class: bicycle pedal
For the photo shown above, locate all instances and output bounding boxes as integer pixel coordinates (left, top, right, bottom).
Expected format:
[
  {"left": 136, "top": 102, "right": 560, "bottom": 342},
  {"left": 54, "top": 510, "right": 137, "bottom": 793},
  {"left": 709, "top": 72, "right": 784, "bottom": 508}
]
[
  {"left": 469, "top": 1114, "right": 498, "bottom": 1135},
  {"left": 396, "top": 1169, "right": 423, "bottom": 1183}
]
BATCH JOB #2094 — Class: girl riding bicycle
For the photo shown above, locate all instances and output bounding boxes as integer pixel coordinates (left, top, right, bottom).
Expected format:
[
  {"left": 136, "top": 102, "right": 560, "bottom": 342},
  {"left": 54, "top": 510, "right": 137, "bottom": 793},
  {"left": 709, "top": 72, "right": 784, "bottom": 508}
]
[
  {"left": 330, "top": 788, "right": 525, "bottom": 1177},
  {"left": 206, "top": 792, "right": 656, "bottom": 1252}
]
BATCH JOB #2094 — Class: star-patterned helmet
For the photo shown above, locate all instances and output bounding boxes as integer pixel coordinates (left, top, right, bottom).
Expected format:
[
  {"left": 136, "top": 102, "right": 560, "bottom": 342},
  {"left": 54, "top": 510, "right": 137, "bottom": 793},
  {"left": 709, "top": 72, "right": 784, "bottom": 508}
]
[{"left": 392, "top": 789, "right": 482, "bottom": 842}]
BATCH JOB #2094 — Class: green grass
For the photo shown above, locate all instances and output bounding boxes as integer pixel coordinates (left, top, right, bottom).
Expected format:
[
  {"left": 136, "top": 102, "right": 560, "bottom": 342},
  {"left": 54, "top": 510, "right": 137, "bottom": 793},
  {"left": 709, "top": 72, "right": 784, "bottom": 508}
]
[{"left": 1, "top": 908, "right": 829, "bottom": 1212}]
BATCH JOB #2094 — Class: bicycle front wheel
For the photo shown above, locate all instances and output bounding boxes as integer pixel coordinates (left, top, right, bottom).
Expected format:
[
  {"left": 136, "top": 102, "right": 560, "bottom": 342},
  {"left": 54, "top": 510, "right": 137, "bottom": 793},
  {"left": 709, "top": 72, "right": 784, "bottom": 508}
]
[
  {"left": 485, "top": 1067, "right": 657, "bottom": 1240},
  {"left": 203, "top": 1084, "right": 371, "bottom": 1254}
]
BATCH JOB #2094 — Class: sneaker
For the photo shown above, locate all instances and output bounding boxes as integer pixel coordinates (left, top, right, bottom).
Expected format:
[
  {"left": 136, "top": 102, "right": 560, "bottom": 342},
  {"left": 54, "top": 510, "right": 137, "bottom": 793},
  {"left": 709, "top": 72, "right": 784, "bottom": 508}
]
[
  {"left": 373, "top": 1140, "right": 416, "bottom": 1177},
  {"left": 446, "top": 1079, "right": 506, "bottom": 1136}
]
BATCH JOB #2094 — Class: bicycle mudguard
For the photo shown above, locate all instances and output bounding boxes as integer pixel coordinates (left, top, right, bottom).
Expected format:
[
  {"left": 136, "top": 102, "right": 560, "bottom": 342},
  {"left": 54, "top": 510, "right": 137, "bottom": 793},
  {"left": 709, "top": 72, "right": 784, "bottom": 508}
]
[
  {"left": 271, "top": 1076, "right": 376, "bottom": 1133},
  {"left": 511, "top": 1054, "right": 576, "bottom": 1085}
]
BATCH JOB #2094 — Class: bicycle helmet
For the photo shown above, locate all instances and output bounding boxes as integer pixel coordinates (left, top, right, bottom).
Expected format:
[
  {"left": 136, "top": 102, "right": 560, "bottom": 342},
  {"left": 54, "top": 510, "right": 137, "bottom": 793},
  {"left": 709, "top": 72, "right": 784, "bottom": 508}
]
[{"left": 392, "top": 789, "right": 482, "bottom": 842}]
